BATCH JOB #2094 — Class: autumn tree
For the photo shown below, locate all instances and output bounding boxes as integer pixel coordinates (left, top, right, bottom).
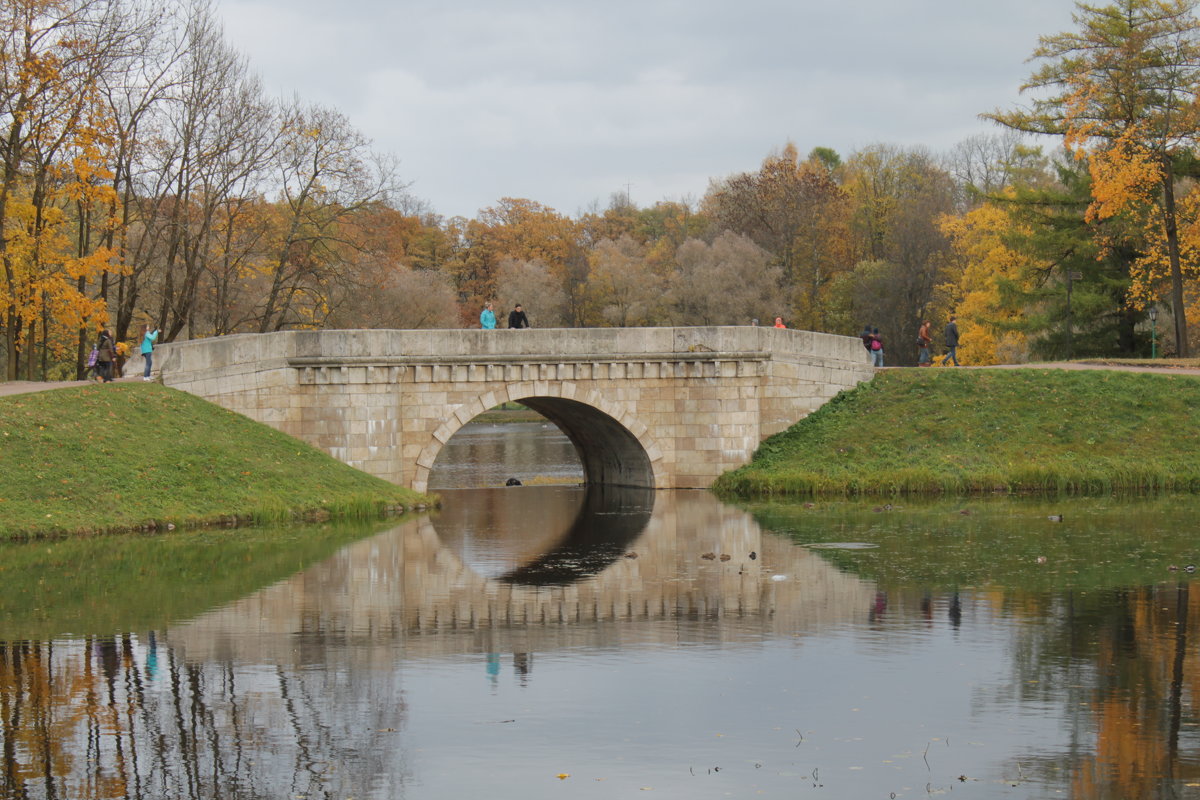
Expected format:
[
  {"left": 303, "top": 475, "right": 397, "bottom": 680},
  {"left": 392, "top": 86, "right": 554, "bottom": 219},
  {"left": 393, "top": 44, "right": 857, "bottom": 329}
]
[
  {"left": 988, "top": 0, "right": 1200, "bottom": 356},
  {"left": 94, "top": 0, "right": 187, "bottom": 349},
  {"left": 703, "top": 143, "right": 852, "bottom": 330},
  {"left": 578, "top": 192, "right": 640, "bottom": 247},
  {"left": 443, "top": 198, "right": 578, "bottom": 323},
  {"left": 117, "top": 2, "right": 281, "bottom": 341},
  {"left": 833, "top": 146, "right": 957, "bottom": 364},
  {"left": 0, "top": 0, "right": 134, "bottom": 379}
]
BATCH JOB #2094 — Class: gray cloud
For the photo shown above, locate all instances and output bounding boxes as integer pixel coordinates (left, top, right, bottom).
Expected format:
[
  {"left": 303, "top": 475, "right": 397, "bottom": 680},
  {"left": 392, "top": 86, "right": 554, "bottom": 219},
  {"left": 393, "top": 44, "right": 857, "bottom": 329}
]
[{"left": 217, "top": 0, "right": 1077, "bottom": 217}]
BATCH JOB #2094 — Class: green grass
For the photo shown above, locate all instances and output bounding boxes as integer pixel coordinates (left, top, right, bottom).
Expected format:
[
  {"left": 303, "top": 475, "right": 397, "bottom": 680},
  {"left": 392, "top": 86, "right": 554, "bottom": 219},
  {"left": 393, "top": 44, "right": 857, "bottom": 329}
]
[
  {"left": 714, "top": 368, "right": 1200, "bottom": 497},
  {"left": 0, "top": 383, "right": 431, "bottom": 538}
]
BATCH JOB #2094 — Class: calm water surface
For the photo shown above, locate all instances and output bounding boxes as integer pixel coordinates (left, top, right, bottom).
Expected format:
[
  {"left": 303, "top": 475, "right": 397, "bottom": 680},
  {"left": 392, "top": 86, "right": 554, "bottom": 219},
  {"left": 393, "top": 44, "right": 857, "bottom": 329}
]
[{"left": 1, "top": 420, "right": 1198, "bottom": 799}]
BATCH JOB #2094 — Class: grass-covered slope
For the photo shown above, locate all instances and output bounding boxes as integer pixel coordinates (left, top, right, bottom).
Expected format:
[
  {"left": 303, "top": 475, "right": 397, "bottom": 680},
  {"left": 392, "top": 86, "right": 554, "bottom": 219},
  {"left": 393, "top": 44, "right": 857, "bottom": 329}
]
[
  {"left": 714, "top": 368, "right": 1200, "bottom": 497},
  {"left": 0, "top": 383, "right": 429, "bottom": 538}
]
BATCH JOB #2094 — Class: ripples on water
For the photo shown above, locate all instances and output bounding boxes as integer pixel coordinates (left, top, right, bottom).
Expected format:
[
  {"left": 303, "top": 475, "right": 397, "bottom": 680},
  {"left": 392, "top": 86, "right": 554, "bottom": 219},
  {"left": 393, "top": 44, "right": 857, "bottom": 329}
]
[{"left": 0, "top": 418, "right": 1198, "bottom": 799}]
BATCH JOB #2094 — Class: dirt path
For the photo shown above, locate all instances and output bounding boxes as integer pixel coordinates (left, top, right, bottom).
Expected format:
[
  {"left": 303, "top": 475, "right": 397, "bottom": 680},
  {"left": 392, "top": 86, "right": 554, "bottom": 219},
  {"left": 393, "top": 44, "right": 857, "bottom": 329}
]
[
  {"left": 0, "top": 376, "right": 143, "bottom": 397},
  {"left": 962, "top": 361, "right": 1200, "bottom": 376}
]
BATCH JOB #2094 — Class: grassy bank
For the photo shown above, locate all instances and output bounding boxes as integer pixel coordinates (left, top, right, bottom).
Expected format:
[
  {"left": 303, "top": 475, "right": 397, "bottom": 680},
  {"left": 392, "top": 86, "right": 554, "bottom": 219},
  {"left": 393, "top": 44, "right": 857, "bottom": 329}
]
[
  {"left": 0, "top": 383, "right": 431, "bottom": 538},
  {"left": 714, "top": 368, "right": 1200, "bottom": 497}
]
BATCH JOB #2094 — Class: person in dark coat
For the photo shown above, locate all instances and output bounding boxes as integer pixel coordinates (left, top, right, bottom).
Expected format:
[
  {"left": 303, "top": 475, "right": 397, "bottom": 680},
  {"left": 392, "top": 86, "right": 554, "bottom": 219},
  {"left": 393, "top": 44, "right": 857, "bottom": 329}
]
[
  {"left": 508, "top": 303, "right": 530, "bottom": 329},
  {"left": 941, "top": 315, "right": 961, "bottom": 366},
  {"left": 95, "top": 329, "right": 115, "bottom": 382}
]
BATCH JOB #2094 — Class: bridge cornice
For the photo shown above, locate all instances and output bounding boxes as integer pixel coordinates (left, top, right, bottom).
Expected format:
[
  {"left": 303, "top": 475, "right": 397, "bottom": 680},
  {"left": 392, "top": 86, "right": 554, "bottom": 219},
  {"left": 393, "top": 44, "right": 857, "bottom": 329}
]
[{"left": 286, "top": 351, "right": 770, "bottom": 367}]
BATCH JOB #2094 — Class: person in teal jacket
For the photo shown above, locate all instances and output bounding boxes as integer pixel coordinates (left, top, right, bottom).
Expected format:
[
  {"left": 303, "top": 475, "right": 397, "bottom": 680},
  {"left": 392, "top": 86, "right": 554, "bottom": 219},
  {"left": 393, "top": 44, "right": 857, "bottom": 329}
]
[
  {"left": 480, "top": 302, "right": 496, "bottom": 329},
  {"left": 140, "top": 324, "right": 160, "bottom": 380}
]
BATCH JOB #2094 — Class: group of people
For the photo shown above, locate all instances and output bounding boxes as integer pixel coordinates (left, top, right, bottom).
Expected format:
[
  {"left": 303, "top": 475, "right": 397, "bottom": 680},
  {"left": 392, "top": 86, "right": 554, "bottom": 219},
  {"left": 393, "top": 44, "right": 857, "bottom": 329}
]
[
  {"left": 480, "top": 302, "right": 531, "bottom": 329},
  {"left": 862, "top": 315, "right": 961, "bottom": 368},
  {"left": 90, "top": 324, "right": 160, "bottom": 383}
]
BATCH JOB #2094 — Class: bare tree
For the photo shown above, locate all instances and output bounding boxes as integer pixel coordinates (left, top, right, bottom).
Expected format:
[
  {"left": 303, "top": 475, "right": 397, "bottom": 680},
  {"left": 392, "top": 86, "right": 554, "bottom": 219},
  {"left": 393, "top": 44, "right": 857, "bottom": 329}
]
[
  {"left": 256, "top": 102, "right": 402, "bottom": 332},
  {"left": 494, "top": 257, "right": 570, "bottom": 327},
  {"left": 666, "top": 233, "right": 782, "bottom": 325},
  {"left": 325, "top": 264, "right": 459, "bottom": 329},
  {"left": 125, "top": 0, "right": 279, "bottom": 341},
  {"left": 944, "top": 130, "right": 1025, "bottom": 208},
  {"left": 586, "top": 235, "right": 664, "bottom": 327}
]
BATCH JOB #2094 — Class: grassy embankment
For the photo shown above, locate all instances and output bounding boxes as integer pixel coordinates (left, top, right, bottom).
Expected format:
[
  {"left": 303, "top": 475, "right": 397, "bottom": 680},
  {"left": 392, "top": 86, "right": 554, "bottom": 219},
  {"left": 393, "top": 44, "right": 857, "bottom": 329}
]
[
  {"left": 714, "top": 367, "right": 1200, "bottom": 497},
  {"left": 0, "top": 383, "right": 431, "bottom": 539}
]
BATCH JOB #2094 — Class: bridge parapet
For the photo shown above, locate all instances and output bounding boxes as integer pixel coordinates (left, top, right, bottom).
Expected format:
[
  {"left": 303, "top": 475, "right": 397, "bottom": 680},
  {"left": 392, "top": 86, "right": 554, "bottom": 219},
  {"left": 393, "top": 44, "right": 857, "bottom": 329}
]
[{"left": 158, "top": 327, "right": 872, "bottom": 490}]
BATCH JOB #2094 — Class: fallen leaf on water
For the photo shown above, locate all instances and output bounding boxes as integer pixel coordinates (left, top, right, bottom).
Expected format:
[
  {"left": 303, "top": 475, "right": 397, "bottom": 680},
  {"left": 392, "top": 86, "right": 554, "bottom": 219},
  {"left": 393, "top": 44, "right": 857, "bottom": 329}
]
[{"left": 556, "top": 773, "right": 570, "bottom": 780}]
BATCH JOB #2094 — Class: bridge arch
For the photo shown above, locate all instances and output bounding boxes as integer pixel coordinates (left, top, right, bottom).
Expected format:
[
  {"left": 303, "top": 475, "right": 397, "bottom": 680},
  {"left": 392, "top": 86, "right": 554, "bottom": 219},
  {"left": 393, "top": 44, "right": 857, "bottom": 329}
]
[{"left": 414, "top": 384, "right": 663, "bottom": 493}]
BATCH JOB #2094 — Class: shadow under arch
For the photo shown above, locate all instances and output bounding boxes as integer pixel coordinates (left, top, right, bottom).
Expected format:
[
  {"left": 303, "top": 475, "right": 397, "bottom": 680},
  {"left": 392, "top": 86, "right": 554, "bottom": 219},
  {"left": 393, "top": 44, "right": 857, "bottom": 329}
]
[
  {"left": 413, "top": 388, "right": 662, "bottom": 492},
  {"left": 430, "top": 484, "right": 656, "bottom": 587}
]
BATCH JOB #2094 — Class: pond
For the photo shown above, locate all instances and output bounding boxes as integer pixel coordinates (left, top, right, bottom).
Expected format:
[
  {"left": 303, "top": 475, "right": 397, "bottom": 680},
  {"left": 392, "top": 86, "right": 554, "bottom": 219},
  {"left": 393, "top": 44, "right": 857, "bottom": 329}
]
[{"left": 0, "top": 420, "right": 1198, "bottom": 799}]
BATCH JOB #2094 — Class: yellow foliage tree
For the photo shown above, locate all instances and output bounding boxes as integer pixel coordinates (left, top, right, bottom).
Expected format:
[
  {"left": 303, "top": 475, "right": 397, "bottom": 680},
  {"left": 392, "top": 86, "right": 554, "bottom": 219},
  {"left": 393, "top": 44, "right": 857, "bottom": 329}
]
[
  {"left": 0, "top": 0, "right": 129, "bottom": 379},
  {"left": 940, "top": 201, "right": 1042, "bottom": 364}
]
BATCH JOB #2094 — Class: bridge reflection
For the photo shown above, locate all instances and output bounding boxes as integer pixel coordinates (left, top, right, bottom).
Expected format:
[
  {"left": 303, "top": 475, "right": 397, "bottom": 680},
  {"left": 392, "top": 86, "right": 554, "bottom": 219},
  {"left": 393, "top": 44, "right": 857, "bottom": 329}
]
[
  {"left": 166, "top": 491, "right": 876, "bottom": 665},
  {"left": 0, "top": 496, "right": 877, "bottom": 800}
]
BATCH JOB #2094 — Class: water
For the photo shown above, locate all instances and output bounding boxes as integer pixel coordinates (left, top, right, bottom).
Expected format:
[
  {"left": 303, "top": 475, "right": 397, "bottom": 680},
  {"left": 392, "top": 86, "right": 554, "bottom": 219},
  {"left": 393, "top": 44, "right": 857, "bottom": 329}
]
[{"left": 1, "top": 418, "right": 1199, "bottom": 799}]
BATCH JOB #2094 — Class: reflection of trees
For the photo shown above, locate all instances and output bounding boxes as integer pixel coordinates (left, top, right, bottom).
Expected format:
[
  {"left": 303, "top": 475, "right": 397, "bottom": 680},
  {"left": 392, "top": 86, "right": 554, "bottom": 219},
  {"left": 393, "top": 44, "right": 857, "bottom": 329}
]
[
  {"left": 0, "top": 634, "right": 410, "bottom": 799},
  {"left": 997, "top": 585, "right": 1200, "bottom": 799},
  {"left": 854, "top": 584, "right": 1199, "bottom": 798}
]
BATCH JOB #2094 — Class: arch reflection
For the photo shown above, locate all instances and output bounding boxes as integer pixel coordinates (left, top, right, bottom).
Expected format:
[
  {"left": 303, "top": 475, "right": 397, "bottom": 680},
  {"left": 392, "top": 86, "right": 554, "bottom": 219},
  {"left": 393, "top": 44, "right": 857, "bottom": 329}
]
[{"left": 431, "top": 485, "right": 655, "bottom": 586}]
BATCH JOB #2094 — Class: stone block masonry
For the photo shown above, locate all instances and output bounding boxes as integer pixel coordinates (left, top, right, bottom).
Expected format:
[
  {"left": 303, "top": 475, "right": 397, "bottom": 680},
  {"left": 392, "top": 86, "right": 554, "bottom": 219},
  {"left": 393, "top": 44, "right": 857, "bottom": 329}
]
[{"left": 157, "top": 327, "right": 874, "bottom": 492}]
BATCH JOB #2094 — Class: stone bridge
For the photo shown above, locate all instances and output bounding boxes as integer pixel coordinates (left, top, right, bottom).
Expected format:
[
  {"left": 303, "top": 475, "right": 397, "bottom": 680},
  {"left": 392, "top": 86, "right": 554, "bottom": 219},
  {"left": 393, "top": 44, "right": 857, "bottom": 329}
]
[{"left": 157, "top": 326, "right": 873, "bottom": 492}]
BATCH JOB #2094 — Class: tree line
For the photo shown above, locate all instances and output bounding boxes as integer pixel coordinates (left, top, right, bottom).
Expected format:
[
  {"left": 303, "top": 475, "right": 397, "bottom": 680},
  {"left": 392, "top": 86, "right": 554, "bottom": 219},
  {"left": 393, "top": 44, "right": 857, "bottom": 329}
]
[{"left": 3, "top": 0, "right": 1199, "bottom": 381}]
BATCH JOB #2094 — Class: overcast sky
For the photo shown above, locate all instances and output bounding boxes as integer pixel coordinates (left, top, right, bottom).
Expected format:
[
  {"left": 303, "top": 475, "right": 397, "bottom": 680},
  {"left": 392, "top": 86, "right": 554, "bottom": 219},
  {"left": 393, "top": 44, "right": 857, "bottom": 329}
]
[{"left": 214, "top": 0, "right": 1080, "bottom": 219}]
